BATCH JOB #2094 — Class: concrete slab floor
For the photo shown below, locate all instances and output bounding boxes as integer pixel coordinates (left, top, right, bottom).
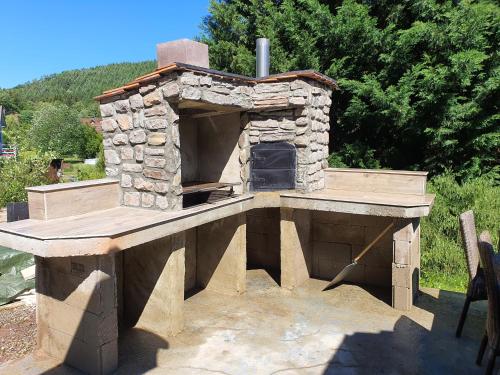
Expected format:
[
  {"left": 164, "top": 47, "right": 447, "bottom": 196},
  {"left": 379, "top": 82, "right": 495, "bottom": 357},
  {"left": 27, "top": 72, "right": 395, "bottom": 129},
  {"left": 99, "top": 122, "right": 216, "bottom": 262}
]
[{"left": 0, "top": 269, "right": 493, "bottom": 375}]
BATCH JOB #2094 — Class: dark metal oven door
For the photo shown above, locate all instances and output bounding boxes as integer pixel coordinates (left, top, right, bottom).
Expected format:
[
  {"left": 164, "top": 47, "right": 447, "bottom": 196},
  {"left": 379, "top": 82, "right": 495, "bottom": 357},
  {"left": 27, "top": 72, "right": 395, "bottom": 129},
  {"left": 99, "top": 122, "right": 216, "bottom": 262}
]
[{"left": 250, "top": 143, "right": 296, "bottom": 191}]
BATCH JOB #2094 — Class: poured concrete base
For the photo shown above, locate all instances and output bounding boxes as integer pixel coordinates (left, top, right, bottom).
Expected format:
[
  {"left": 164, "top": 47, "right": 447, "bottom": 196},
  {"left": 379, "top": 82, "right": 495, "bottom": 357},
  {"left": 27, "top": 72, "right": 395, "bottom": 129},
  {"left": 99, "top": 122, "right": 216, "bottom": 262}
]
[{"left": 1, "top": 270, "right": 491, "bottom": 374}]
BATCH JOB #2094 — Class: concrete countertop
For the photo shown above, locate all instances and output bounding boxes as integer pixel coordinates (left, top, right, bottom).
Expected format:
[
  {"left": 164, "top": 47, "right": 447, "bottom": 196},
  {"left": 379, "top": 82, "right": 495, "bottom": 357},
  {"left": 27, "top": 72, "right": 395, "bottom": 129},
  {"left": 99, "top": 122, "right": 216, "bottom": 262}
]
[{"left": 0, "top": 190, "right": 434, "bottom": 257}]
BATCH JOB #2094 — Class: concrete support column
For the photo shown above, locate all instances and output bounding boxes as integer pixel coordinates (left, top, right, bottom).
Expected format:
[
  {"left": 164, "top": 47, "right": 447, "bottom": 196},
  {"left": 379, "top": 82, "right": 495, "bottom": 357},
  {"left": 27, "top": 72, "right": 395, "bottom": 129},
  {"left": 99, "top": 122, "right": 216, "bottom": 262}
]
[
  {"left": 197, "top": 213, "right": 246, "bottom": 295},
  {"left": 392, "top": 218, "right": 420, "bottom": 310},
  {"left": 123, "top": 233, "right": 185, "bottom": 337},
  {"left": 280, "top": 208, "right": 312, "bottom": 289},
  {"left": 36, "top": 254, "right": 118, "bottom": 374}
]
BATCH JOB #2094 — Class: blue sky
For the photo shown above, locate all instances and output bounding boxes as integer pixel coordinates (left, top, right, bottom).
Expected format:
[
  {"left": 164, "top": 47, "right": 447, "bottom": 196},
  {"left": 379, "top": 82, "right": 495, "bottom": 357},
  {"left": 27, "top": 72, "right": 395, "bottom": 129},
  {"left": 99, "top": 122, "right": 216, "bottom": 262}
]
[{"left": 0, "top": 0, "right": 210, "bottom": 88}]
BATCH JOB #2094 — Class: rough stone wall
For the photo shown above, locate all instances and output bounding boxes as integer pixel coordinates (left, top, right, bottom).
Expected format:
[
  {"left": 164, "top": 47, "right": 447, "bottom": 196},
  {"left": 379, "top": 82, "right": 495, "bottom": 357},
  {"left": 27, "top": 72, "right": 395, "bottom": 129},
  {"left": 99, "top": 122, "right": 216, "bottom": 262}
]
[
  {"left": 100, "top": 73, "right": 182, "bottom": 211},
  {"left": 100, "top": 71, "right": 333, "bottom": 210},
  {"left": 239, "top": 80, "right": 332, "bottom": 192}
]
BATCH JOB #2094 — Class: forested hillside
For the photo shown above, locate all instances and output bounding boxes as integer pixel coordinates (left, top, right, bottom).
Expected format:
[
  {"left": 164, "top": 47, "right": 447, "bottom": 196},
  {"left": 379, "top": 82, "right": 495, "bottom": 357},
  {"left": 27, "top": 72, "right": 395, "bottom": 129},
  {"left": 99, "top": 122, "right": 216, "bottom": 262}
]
[{"left": 0, "top": 61, "right": 155, "bottom": 116}]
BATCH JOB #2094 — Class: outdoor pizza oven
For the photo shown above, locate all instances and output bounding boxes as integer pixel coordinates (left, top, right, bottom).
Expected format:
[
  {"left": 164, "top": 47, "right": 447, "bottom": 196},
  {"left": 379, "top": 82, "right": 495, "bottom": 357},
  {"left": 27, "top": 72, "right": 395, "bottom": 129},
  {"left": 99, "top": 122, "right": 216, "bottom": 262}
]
[
  {"left": 98, "top": 39, "right": 334, "bottom": 211},
  {"left": 250, "top": 142, "right": 296, "bottom": 191}
]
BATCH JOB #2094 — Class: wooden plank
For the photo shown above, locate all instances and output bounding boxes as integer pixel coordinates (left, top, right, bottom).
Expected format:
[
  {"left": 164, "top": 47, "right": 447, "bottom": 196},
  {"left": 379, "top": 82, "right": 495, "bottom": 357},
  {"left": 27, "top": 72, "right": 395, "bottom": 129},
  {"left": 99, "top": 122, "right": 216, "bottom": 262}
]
[{"left": 182, "top": 181, "right": 240, "bottom": 194}]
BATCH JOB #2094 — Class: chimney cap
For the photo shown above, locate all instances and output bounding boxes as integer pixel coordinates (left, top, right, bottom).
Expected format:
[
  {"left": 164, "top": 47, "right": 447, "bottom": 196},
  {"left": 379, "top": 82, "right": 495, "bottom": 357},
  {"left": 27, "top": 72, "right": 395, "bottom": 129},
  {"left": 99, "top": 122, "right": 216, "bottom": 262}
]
[{"left": 156, "top": 39, "right": 209, "bottom": 69}]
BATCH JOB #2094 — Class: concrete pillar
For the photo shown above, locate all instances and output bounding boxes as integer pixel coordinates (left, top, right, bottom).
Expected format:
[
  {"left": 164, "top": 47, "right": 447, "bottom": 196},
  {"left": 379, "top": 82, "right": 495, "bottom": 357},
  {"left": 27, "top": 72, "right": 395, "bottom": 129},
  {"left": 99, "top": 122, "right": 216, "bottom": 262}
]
[
  {"left": 280, "top": 208, "right": 312, "bottom": 289},
  {"left": 197, "top": 213, "right": 246, "bottom": 295},
  {"left": 392, "top": 218, "right": 420, "bottom": 310},
  {"left": 36, "top": 255, "right": 118, "bottom": 374},
  {"left": 123, "top": 233, "right": 185, "bottom": 336}
]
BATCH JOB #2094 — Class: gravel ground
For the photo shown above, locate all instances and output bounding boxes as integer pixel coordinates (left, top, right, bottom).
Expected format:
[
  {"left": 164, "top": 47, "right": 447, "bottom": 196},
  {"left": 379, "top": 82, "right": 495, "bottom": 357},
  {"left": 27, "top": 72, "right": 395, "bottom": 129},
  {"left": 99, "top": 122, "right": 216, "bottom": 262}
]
[{"left": 0, "top": 300, "right": 36, "bottom": 363}]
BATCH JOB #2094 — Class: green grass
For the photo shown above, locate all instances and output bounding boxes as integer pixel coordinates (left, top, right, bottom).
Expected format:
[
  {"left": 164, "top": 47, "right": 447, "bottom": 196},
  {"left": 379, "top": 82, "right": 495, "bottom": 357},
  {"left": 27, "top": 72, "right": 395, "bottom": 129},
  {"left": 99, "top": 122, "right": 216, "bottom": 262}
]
[{"left": 420, "top": 174, "right": 500, "bottom": 292}]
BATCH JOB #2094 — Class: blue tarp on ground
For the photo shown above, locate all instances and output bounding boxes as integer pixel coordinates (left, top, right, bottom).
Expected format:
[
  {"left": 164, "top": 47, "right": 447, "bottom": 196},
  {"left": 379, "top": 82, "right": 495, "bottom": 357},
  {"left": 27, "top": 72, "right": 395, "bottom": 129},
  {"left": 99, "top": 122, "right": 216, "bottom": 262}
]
[{"left": 0, "top": 246, "right": 34, "bottom": 305}]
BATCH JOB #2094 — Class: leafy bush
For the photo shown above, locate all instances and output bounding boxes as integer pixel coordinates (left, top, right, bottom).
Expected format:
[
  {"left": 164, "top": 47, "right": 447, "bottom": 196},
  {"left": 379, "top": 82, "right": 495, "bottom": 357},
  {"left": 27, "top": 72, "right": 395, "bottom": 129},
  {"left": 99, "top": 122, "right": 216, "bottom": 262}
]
[
  {"left": 81, "top": 125, "right": 103, "bottom": 159},
  {"left": 421, "top": 174, "right": 500, "bottom": 292},
  {"left": 0, "top": 152, "right": 54, "bottom": 206},
  {"left": 30, "top": 103, "right": 87, "bottom": 158},
  {"left": 75, "top": 164, "right": 106, "bottom": 181}
]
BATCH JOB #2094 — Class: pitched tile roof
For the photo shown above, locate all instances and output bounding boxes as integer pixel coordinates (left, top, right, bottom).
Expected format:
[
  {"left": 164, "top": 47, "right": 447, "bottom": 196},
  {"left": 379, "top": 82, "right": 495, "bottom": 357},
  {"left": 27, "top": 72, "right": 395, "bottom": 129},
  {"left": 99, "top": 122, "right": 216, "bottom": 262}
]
[{"left": 95, "top": 62, "right": 338, "bottom": 101}]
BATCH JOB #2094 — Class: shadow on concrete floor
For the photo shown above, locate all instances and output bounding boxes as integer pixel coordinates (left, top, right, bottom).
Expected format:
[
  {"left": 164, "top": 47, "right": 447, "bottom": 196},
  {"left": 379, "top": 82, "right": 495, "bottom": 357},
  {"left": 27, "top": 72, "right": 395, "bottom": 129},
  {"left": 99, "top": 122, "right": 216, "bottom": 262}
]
[
  {"left": 325, "top": 288, "right": 490, "bottom": 375},
  {"left": 1, "top": 271, "right": 492, "bottom": 375}
]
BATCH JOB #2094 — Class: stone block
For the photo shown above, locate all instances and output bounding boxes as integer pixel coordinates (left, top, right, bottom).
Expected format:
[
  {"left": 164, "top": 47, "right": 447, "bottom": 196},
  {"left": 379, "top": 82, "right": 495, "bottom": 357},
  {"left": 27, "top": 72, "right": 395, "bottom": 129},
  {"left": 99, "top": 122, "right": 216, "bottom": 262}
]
[
  {"left": 142, "top": 193, "right": 155, "bottom": 208},
  {"left": 100, "top": 103, "right": 115, "bottom": 117},
  {"left": 133, "top": 178, "right": 155, "bottom": 192},
  {"left": 114, "top": 99, "right": 130, "bottom": 113},
  {"left": 181, "top": 86, "right": 201, "bottom": 100},
  {"left": 139, "top": 85, "right": 156, "bottom": 95},
  {"left": 101, "top": 118, "right": 118, "bottom": 132},
  {"left": 129, "top": 94, "right": 144, "bottom": 110},
  {"left": 148, "top": 132, "right": 167, "bottom": 146},
  {"left": 105, "top": 167, "right": 119, "bottom": 177},
  {"left": 124, "top": 192, "right": 140, "bottom": 206},
  {"left": 104, "top": 150, "right": 120, "bottom": 165},
  {"left": 112, "top": 134, "right": 128, "bottom": 145},
  {"left": 122, "top": 163, "right": 143, "bottom": 173},
  {"left": 143, "top": 168, "right": 168, "bottom": 181},
  {"left": 116, "top": 114, "right": 132, "bottom": 131},
  {"left": 145, "top": 157, "right": 166, "bottom": 168},
  {"left": 144, "top": 106, "right": 167, "bottom": 117},
  {"left": 289, "top": 96, "right": 306, "bottom": 106},
  {"left": 129, "top": 130, "right": 147, "bottom": 144},
  {"left": 134, "top": 145, "right": 144, "bottom": 162},
  {"left": 120, "top": 147, "right": 134, "bottom": 160},
  {"left": 254, "top": 82, "right": 290, "bottom": 94},
  {"left": 154, "top": 182, "right": 169, "bottom": 194},
  {"left": 145, "top": 118, "right": 168, "bottom": 130},
  {"left": 143, "top": 91, "right": 162, "bottom": 107},
  {"left": 156, "top": 195, "right": 169, "bottom": 210},
  {"left": 121, "top": 174, "right": 132, "bottom": 188},
  {"left": 145, "top": 147, "right": 165, "bottom": 156},
  {"left": 162, "top": 82, "right": 180, "bottom": 98}
]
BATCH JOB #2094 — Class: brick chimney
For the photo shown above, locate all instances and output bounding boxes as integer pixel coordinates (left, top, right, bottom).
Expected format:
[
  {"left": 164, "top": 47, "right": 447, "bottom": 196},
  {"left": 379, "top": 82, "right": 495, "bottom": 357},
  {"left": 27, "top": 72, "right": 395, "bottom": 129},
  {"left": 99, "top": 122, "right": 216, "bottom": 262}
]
[{"left": 156, "top": 39, "right": 209, "bottom": 69}]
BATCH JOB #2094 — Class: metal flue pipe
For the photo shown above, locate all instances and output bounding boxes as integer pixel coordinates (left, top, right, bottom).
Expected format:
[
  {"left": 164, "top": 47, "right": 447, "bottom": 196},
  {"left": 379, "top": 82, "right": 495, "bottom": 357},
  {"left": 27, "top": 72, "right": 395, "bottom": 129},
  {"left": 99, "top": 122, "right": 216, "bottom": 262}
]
[{"left": 256, "top": 38, "right": 270, "bottom": 78}]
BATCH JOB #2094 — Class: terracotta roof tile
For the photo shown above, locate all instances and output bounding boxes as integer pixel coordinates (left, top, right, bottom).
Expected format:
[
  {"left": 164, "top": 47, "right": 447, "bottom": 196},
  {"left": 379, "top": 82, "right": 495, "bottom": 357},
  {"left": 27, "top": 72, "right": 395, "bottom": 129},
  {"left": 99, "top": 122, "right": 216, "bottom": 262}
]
[{"left": 95, "top": 62, "right": 338, "bottom": 101}]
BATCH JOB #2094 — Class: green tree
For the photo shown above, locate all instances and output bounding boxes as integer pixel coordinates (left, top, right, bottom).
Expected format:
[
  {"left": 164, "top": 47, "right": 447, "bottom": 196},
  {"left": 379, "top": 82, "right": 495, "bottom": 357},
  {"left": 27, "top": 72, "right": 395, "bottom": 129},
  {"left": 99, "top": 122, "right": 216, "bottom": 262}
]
[
  {"left": 81, "top": 125, "right": 103, "bottom": 159},
  {"left": 30, "top": 103, "right": 86, "bottom": 158},
  {"left": 0, "top": 151, "right": 53, "bottom": 206},
  {"left": 201, "top": 0, "right": 500, "bottom": 180}
]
